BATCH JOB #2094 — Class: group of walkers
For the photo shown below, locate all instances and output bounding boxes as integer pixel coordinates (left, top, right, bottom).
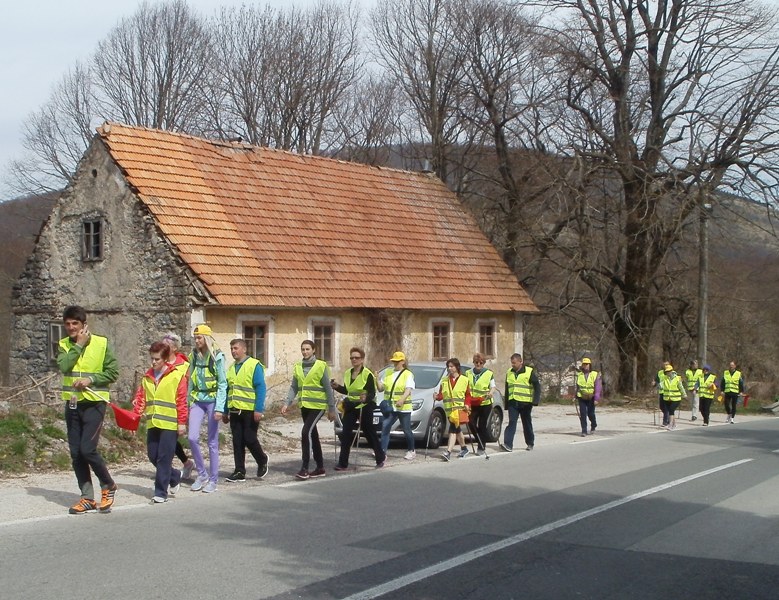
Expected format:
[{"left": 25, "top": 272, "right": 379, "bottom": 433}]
[
  {"left": 653, "top": 359, "right": 746, "bottom": 429},
  {"left": 56, "top": 303, "right": 746, "bottom": 515}
]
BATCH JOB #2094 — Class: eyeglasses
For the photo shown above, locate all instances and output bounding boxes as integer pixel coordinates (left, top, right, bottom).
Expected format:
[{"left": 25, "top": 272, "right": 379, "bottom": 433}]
[
  {"left": 350, "top": 355, "right": 362, "bottom": 360},
  {"left": 474, "top": 361, "right": 485, "bottom": 365}
]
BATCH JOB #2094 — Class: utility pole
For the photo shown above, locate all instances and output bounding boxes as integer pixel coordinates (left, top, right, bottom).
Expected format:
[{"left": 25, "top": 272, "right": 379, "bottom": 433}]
[{"left": 697, "top": 200, "right": 712, "bottom": 364}]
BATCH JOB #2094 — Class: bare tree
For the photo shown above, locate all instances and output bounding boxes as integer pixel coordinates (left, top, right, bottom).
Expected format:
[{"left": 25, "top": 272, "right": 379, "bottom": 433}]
[
  {"left": 371, "top": 0, "right": 471, "bottom": 182},
  {"left": 92, "top": 0, "right": 213, "bottom": 131},
  {"left": 534, "top": 0, "right": 779, "bottom": 392},
  {"left": 209, "top": 1, "right": 362, "bottom": 154},
  {"left": 5, "top": 63, "right": 97, "bottom": 194}
]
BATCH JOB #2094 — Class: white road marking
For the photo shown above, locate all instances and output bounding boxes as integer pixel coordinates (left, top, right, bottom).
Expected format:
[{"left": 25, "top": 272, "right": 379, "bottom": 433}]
[{"left": 342, "top": 458, "right": 754, "bottom": 600}]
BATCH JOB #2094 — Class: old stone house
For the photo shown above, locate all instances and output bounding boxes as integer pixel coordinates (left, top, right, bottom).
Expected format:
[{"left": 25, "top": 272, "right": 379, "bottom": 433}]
[{"left": 11, "top": 123, "right": 537, "bottom": 401}]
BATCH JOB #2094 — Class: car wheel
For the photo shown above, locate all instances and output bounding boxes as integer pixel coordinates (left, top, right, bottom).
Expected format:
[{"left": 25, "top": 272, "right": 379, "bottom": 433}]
[
  {"left": 425, "top": 410, "right": 446, "bottom": 449},
  {"left": 485, "top": 406, "right": 503, "bottom": 442}
]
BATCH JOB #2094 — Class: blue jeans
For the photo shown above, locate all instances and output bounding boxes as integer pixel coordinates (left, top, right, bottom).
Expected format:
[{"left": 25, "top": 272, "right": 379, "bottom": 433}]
[
  {"left": 503, "top": 401, "right": 534, "bottom": 449},
  {"left": 147, "top": 427, "right": 180, "bottom": 499},
  {"left": 381, "top": 411, "right": 414, "bottom": 452},
  {"left": 578, "top": 398, "right": 597, "bottom": 433}
]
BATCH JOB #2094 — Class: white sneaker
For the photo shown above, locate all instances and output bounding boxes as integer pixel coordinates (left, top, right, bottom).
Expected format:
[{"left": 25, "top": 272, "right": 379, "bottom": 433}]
[
  {"left": 169, "top": 483, "right": 180, "bottom": 496},
  {"left": 726, "top": 415, "right": 731, "bottom": 424},
  {"left": 191, "top": 476, "right": 207, "bottom": 492},
  {"left": 404, "top": 450, "right": 416, "bottom": 461},
  {"left": 730, "top": 417, "right": 735, "bottom": 424},
  {"left": 202, "top": 481, "right": 217, "bottom": 493},
  {"left": 151, "top": 496, "right": 167, "bottom": 504}
]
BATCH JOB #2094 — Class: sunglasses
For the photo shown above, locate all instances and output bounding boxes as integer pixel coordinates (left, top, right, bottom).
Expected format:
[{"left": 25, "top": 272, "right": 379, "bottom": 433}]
[{"left": 350, "top": 355, "right": 362, "bottom": 360}]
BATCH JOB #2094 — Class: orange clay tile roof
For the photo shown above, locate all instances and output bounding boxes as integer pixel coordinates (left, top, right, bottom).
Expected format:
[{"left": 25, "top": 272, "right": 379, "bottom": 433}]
[{"left": 97, "top": 123, "right": 538, "bottom": 312}]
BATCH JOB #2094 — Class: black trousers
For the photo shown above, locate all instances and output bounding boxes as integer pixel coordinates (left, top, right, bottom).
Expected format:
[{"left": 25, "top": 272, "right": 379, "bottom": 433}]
[
  {"left": 700, "top": 397, "right": 713, "bottom": 424},
  {"left": 724, "top": 393, "right": 739, "bottom": 418},
  {"left": 65, "top": 401, "right": 114, "bottom": 499},
  {"left": 338, "top": 401, "right": 385, "bottom": 467},
  {"left": 229, "top": 409, "right": 267, "bottom": 472},
  {"left": 300, "top": 407, "right": 325, "bottom": 470},
  {"left": 175, "top": 440, "right": 188, "bottom": 464},
  {"left": 469, "top": 403, "right": 492, "bottom": 450}
]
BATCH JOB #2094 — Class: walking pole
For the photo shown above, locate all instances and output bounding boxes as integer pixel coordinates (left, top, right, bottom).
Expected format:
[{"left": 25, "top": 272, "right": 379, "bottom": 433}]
[
  {"left": 351, "top": 405, "right": 363, "bottom": 471},
  {"left": 470, "top": 420, "right": 490, "bottom": 460}
]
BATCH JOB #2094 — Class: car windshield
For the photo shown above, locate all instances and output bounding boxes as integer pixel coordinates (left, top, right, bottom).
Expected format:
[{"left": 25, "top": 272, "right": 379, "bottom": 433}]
[{"left": 377, "top": 364, "right": 447, "bottom": 389}]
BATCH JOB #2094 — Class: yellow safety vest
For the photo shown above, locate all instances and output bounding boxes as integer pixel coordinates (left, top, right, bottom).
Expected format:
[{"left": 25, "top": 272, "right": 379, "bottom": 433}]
[
  {"left": 685, "top": 369, "right": 702, "bottom": 391},
  {"left": 466, "top": 369, "right": 494, "bottom": 406},
  {"left": 294, "top": 360, "right": 328, "bottom": 410},
  {"left": 227, "top": 357, "right": 262, "bottom": 411},
  {"left": 344, "top": 367, "right": 374, "bottom": 410},
  {"left": 60, "top": 335, "right": 110, "bottom": 403},
  {"left": 383, "top": 369, "right": 413, "bottom": 412},
  {"left": 188, "top": 352, "right": 219, "bottom": 402},
  {"left": 577, "top": 371, "right": 598, "bottom": 397},
  {"left": 142, "top": 363, "right": 187, "bottom": 430},
  {"left": 657, "top": 369, "right": 668, "bottom": 389},
  {"left": 506, "top": 367, "right": 534, "bottom": 403},
  {"left": 662, "top": 376, "right": 684, "bottom": 402},
  {"left": 698, "top": 373, "right": 717, "bottom": 399},
  {"left": 440, "top": 375, "right": 469, "bottom": 413},
  {"left": 723, "top": 370, "right": 742, "bottom": 394}
]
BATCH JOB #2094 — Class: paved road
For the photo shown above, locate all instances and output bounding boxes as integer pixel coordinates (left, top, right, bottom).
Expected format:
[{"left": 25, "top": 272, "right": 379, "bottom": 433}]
[{"left": 3, "top": 420, "right": 778, "bottom": 599}]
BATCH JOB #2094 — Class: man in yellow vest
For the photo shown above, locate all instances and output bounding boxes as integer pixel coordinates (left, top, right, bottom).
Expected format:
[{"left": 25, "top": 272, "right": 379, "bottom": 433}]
[
  {"left": 694, "top": 364, "right": 718, "bottom": 426},
  {"left": 57, "top": 305, "right": 119, "bottom": 514},
  {"left": 500, "top": 353, "right": 541, "bottom": 452},
  {"left": 661, "top": 367, "right": 687, "bottom": 431},
  {"left": 218, "top": 339, "right": 269, "bottom": 482},
  {"left": 576, "top": 357, "right": 601, "bottom": 437},
  {"left": 685, "top": 360, "right": 703, "bottom": 421},
  {"left": 653, "top": 360, "right": 672, "bottom": 426},
  {"left": 719, "top": 361, "right": 745, "bottom": 424},
  {"left": 282, "top": 340, "right": 336, "bottom": 480}
]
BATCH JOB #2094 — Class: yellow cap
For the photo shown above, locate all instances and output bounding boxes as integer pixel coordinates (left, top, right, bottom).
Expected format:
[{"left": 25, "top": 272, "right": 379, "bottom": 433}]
[
  {"left": 581, "top": 358, "right": 591, "bottom": 365},
  {"left": 664, "top": 364, "right": 674, "bottom": 372},
  {"left": 193, "top": 324, "right": 212, "bottom": 336},
  {"left": 389, "top": 351, "right": 406, "bottom": 362}
]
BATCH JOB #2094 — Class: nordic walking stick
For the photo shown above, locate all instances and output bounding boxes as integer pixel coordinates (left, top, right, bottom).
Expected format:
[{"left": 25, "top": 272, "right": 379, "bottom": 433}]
[
  {"left": 470, "top": 419, "right": 490, "bottom": 460},
  {"left": 351, "top": 405, "right": 363, "bottom": 471}
]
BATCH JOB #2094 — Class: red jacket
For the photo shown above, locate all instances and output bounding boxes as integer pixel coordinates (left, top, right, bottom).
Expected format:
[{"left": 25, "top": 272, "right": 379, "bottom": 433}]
[{"left": 132, "top": 353, "right": 189, "bottom": 425}]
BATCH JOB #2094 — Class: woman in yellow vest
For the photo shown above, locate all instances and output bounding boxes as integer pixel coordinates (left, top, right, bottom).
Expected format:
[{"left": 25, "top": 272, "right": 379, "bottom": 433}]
[
  {"left": 132, "top": 341, "right": 189, "bottom": 503},
  {"left": 331, "top": 346, "right": 385, "bottom": 470},
  {"left": 661, "top": 367, "right": 687, "bottom": 431},
  {"left": 436, "top": 358, "right": 473, "bottom": 461},
  {"left": 378, "top": 351, "right": 416, "bottom": 460},
  {"left": 654, "top": 360, "right": 672, "bottom": 427},
  {"left": 282, "top": 340, "right": 336, "bottom": 480},
  {"left": 719, "top": 361, "right": 745, "bottom": 424},
  {"left": 694, "top": 364, "right": 718, "bottom": 426},
  {"left": 685, "top": 360, "right": 703, "bottom": 421},
  {"left": 465, "top": 352, "right": 496, "bottom": 456}
]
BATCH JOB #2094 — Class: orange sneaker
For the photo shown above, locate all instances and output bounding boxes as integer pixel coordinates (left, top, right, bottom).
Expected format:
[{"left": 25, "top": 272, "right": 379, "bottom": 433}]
[
  {"left": 69, "top": 498, "right": 97, "bottom": 514},
  {"left": 98, "top": 484, "right": 118, "bottom": 513}
]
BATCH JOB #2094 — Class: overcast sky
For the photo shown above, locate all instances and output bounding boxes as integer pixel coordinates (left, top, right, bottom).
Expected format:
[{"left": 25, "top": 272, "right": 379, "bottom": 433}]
[{"left": 0, "top": 0, "right": 376, "bottom": 201}]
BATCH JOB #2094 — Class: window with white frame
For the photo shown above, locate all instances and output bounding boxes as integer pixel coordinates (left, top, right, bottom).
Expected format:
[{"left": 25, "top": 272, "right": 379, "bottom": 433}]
[
  {"left": 243, "top": 322, "right": 268, "bottom": 365},
  {"left": 312, "top": 321, "right": 336, "bottom": 365},
  {"left": 431, "top": 321, "right": 450, "bottom": 361},
  {"left": 478, "top": 321, "right": 497, "bottom": 358}
]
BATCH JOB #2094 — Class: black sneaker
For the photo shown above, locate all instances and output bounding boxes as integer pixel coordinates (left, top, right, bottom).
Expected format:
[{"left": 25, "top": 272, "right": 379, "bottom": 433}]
[
  {"left": 257, "top": 461, "right": 269, "bottom": 480},
  {"left": 295, "top": 469, "right": 310, "bottom": 480},
  {"left": 499, "top": 442, "right": 513, "bottom": 453},
  {"left": 309, "top": 467, "right": 326, "bottom": 478},
  {"left": 226, "top": 470, "right": 246, "bottom": 483}
]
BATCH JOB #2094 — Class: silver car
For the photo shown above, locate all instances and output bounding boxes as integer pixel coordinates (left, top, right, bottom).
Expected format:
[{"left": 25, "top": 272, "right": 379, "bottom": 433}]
[{"left": 336, "top": 362, "right": 504, "bottom": 449}]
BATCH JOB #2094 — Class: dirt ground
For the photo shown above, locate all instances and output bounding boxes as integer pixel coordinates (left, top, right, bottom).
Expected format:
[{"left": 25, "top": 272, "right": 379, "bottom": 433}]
[{"left": 0, "top": 404, "right": 768, "bottom": 525}]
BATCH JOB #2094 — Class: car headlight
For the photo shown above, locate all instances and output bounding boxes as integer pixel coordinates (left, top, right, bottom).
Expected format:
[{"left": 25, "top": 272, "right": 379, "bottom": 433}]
[{"left": 411, "top": 399, "right": 424, "bottom": 410}]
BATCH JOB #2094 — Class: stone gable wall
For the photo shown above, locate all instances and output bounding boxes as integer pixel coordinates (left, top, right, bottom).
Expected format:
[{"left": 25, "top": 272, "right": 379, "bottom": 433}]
[{"left": 11, "top": 139, "right": 202, "bottom": 400}]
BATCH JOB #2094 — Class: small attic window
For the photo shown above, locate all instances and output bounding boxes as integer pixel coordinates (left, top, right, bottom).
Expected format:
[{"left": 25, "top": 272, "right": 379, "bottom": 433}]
[{"left": 82, "top": 219, "right": 104, "bottom": 261}]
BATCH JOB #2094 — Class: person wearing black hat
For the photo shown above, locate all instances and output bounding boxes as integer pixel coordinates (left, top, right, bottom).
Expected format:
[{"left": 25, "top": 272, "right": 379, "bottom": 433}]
[{"left": 694, "top": 364, "right": 718, "bottom": 426}]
